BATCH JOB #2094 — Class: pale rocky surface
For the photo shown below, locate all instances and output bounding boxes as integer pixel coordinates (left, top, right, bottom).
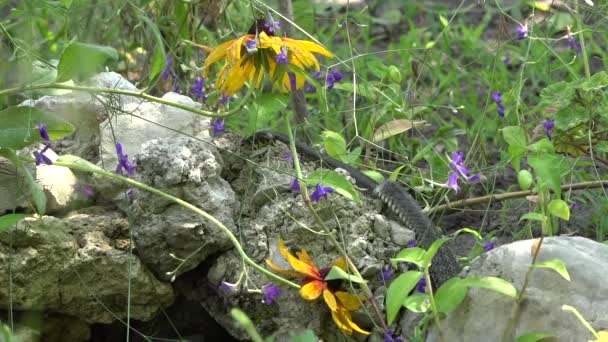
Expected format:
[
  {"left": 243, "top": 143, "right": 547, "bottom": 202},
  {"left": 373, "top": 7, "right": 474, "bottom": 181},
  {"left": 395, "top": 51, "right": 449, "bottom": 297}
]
[
  {"left": 0, "top": 209, "right": 174, "bottom": 323},
  {"left": 426, "top": 237, "right": 608, "bottom": 342}
]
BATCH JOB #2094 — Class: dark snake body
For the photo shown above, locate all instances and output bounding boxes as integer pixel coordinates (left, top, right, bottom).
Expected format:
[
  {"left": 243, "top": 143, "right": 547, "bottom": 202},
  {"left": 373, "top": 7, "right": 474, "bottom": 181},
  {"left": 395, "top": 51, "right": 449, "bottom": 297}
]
[{"left": 249, "top": 131, "right": 459, "bottom": 287}]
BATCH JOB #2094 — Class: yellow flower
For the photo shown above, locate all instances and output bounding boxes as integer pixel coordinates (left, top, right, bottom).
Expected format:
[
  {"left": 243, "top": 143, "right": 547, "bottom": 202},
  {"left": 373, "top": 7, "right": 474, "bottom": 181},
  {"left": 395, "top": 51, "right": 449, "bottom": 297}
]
[
  {"left": 203, "top": 19, "right": 333, "bottom": 96},
  {"left": 265, "top": 239, "right": 370, "bottom": 336}
]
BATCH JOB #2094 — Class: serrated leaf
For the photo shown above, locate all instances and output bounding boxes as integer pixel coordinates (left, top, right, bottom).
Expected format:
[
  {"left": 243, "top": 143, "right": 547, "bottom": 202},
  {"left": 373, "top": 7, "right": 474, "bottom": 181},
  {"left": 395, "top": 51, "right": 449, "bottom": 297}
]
[
  {"left": 56, "top": 41, "right": 118, "bottom": 82},
  {"left": 423, "top": 238, "right": 450, "bottom": 269},
  {"left": 324, "top": 266, "right": 367, "bottom": 284},
  {"left": 305, "top": 170, "right": 361, "bottom": 204},
  {"left": 402, "top": 292, "right": 429, "bottom": 313},
  {"left": 372, "top": 119, "right": 429, "bottom": 143},
  {"left": 539, "top": 81, "right": 573, "bottom": 109},
  {"left": 322, "top": 131, "right": 348, "bottom": 162},
  {"left": 548, "top": 199, "right": 570, "bottom": 220},
  {"left": 460, "top": 276, "right": 517, "bottom": 297},
  {"left": 520, "top": 213, "right": 547, "bottom": 222},
  {"left": 386, "top": 271, "right": 423, "bottom": 325},
  {"left": 435, "top": 277, "right": 468, "bottom": 313},
  {"left": 0, "top": 214, "right": 31, "bottom": 233},
  {"left": 513, "top": 332, "right": 556, "bottom": 342},
  {"left": 532, "top": 259, "right": 570, "bottom": 281},
  {"left": 0, "top": 107, "right": 75, "bottom": 149},
  {"left": 391, "top": 247, "right": 427, "bottom": 268},
  {"left": 502, "top": 126, "right": 527, "bottom": 147}
]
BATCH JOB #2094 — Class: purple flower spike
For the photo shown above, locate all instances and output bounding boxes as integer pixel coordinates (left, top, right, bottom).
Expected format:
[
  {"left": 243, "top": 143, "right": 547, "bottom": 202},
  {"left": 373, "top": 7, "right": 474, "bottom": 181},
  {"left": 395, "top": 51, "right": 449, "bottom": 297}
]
[
  {"left": 162, "top": 55, "right": 177, "bottom": 81},
  {"left": 327, "top": 69, "right": 345, "bottom": 91},
  {"left": 492, "top": 91, "right": 505, "bottom": 117},
  {"left": 516, "top": 24, "right": 528, "bottom": 40},
  {"left": 381, "top": 265, "right": 393, "bottom": 281},
  {"left": 482, "top": 241, "right": 496, "bottom": 252},
  {"left": 543, "top": 119, "right": 555, "bottom": 140},
  {"left": 212, "top": 119, "right": 225, "bottom": 137},
  {"left": 415, "top": 276, "right": 427, "bottom": 293},
  {"left": 568, "top": 36, "right": 582, "bottom": 54},
  {"left": 190, "top": 77, "right": 208, "bottom": 102},
  {"left": 244, "top": 38, "right": 257, "bottom": 51},
  {"left": 275, "top": 46, "right": 288, "bottom": 65},
  {"left": 447, "top": 151, "right": 479, "bottom": 194},
  {"left": 218, "top": 93, "right": 234, "bottom": 106},
  {"left": 261, "top": 283, "right": 282, "bottom": 305},
  {"left": 407, "top": 240, "right": 417, "bottom": 248},
  {"left": 289, "top": 179, "right": 301, "bottom": 193},
  {"left": 219, "top": 280, "right": 239, "bottom": 295},
  {"left": 34, "top": 145, "right": 53, "bottom": 166},
  {"left": 115, "top": 143, "right": 135, "bottom": 176},
  {"left": 38, "top": 124, "right": 50, "bottom": 141},
  {"left": 310, "top": 183, "right": 334, "bottom": 202},
  {"left": 384, "top": 329, "right": 405, "bottom": 342}
]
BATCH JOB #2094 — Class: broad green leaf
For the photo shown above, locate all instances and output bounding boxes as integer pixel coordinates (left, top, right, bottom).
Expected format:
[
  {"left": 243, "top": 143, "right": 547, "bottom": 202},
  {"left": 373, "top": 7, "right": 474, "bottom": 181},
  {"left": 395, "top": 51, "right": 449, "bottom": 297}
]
[
  {"left": 0, "top": 214, "right": 31, "bottom": 233},
  {"left": 435, "top": 277, "right": 468, "bottom": 313},
  {"left": 322, "top": 131, "right": 348, "bottom": 162},
  {"left": 513, "top": 333, "right": 555, "bottom": 342},
  {"left": 520, "top": 213, "right": 547, "bottom": 222},
  {"left": 508, "top": 145, "right": 526, "bottom": 172},
  {"left": 502, "top": 126, "right": 527, "bottom": 147},
  {"left": 386, "top": 271, "right": 423, "bottom": 325},
  {"left": 305, "top": 170, "right": 361, "bottom": 204},
  {"left": 56, "top": 41, "right": 118, "bottom": 82},
  {"left": 460, "top": 276, "right": 517, "bottom": 298},
  {"left": 578, "top": 71, "right": 608, "bottom": 91},
  {"left": 0, "top": 107, "right": 75, "bottom": 149},
  {"left": 528, "top": 154, "right": 563, "bottom": 197},
  {"left": 532, "top": 259, "right": 570, "bottom": 281},
  {"left": 386, "top": 65, "right": 402, "bottom": 84},
  {"left": 324, "top": 266, "right": 367, "bottom": 284},
  {"left": 362, "top": 170, "right": 384, "bottom": 184},
  {"left": 527, "top": 139, "right": 555, "bottom": 154},
  {"left": 518, "top": 170, "right": 534, "bottom": 190},
  {"left": 423, "top": 238, "right": 450, "bottom": 269},
  {"left": 539, "top": 81, "right": 573, "bottom": 109},
  {"left": 391, "top": 247, "right": 427, "bottom": 269},
  {"left": 289, "top": 330, "right": 317, "bottom": 342},
  {"left": 548, "top": 199, "right": 570, "bottom": 220},
  {"left": 344, "top": 146, "right": 362, "bottom": 165},
  {"left": 372, "top": 119, "right": 429, "bottom": 143},
  {"left": 402, "top": 292, "right": 429, "bottom": 313}
]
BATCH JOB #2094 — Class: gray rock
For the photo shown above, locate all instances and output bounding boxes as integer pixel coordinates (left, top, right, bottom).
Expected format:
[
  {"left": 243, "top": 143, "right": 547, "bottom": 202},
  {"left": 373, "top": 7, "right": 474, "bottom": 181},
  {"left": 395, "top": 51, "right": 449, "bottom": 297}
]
[
  {"left": 129, "top": 137, "right": 238, "bottom": 281},
  {"left": 389, "top": 220, "right": 416, "bottom": 247},
  {"left": 0, "top": 210, "right": 174, "bottom": 323},
  {"left": 427, "top": 237, "right": 608, "bottom": 342}
]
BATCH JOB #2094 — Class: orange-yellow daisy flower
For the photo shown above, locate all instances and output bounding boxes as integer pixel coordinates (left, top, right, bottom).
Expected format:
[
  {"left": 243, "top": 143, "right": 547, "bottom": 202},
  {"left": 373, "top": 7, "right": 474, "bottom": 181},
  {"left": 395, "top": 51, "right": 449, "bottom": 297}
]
[
  {"left": 203, "top": 18, "right": 333, "bottom": 96},
  {"left": 265, "top": 239, "right": 370, "bottom": 335}
]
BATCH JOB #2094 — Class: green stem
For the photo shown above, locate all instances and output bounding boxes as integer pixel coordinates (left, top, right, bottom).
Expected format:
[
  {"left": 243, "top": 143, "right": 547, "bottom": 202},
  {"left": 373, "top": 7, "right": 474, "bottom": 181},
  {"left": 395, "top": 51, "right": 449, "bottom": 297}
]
[
  {"left": 573, "top": 0, "right": 591, "bottom": 80},
  {"left": 46, "top": 157, "right": 300, "bottom": 289},
  {"left": 0, "top": 82, "right": 254, "bottom": 118},
  {"left": 425, "top": 269, "right": 445, "bottom": 342}
]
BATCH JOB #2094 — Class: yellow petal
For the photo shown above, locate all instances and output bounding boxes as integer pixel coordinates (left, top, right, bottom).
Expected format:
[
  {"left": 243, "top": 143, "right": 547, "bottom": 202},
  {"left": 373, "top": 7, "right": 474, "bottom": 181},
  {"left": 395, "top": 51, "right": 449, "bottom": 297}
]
[
  {"left": 265, "top": 259, "right": 303, "bottom": 278},
  {"left": 331, "top": 310, "right": 353, "bottom": 335},
  {"left": 332, "top": 257, "right": 348, "bottom": 272},
  {"left": 332, "top": 308, "right": 370, "bottom": 335},
  {"left": 204, "top": 38, "right": 237, "bottom": 68},
  {"left": 323, "top": 289, "right": 338, "bottom": 312},
  {"left": 300, "top": 280, "right": 325, "bottom": 300},
  {"left": 296, "top": 249, "right": 315, "bottom": 267},
  {"left": 335, "top": 291, "right": 363, "bottom": 311},
  {"left": 279, "top": 239, "right": 321, "bottom": 278},
  {"left": 284, "top": 38, "right": 334, "bottom": 57}
]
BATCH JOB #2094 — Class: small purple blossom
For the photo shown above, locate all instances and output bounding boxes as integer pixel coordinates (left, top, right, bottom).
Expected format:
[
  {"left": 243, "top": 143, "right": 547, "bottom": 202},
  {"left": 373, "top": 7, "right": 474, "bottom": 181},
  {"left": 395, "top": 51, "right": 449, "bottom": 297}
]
[
  {"left": 415, "top": 276, "right": 426, "bottom": 293},
  {"left": 72, "top": 184, "right": 95, "bottom": 198},
  {"left": 447, "top": 151, "right": 480, "bottom": 193},
  {"left": 503, "top": 55, "right": 511, "bottom": 65},
  {"left": 516, "top": 24, "right": 528, "bottom": 40},
  {"left": 261, "top": 283, "right": 282, "bottom": 305},
  {"left": 289, "top": 179, "right": 301, "bottom": 193},
  {"left": 264, "top": 13, "right": 281, "bottom": 34},
  {"left": 384, "top": 329, "right": 404, "bottom": 342},
  {"left": 218, "top": 93, "right": 234, "bottom": 106},
  {"left": 190, "top": 77, "right": 208, "bottom": 102},
  {"left": 171, "top": 82, "right": 181, "bottom": 94},
  {"left": 275, "top": 46, "right": 288, "bottom": 65},
  {"left": 482, "top": 241, "right": 496, "bottom": 252},
  {"left": 288, "top": 72, "right": 297, "bottom": 91},
  {"left": 569, "top": 201, "right": 581, "bottom": 210},
  {"left": 492, "top": 91, "right": 505, "bottom": 117},
  {"left": 326, "top": 69, "right": 344, "bottom": 91},
  {"left": 281, "top": 151, "right": 299, "bottom": 163},
  {"left": 244, "top": 38, "right": 257, "bottom": 51},
  {"left": 407, "top": 240, "right": 416, "bottom": 248},
  {"left": 543, "top": 119, "right": 555, "bottom": 140},
  {"left": 219, "top": 280, "right": 239, "bottom": 295},
  {"left": 38, "top": 124, "right": 50, "bottom": 141},
  {"left": 212, "top": 119, "right": 225, "bottom": 137},
  {"left": 34, "top": 145, "right": 53, "bottom": 166},
  {"left": 162, "top": 55, "right": 177, "bottom": 81},
  {"left": 381, "top": 265, "right": 393, "bottom": 281},
  {"left": 310, "top": 183, "right": 334, "bottom": 202},
  {"left": 305, "top": 71, "right": 323, "bottom": 93},
  {"left": 115, "top": 143, "right": 135, "bottom": 176}
]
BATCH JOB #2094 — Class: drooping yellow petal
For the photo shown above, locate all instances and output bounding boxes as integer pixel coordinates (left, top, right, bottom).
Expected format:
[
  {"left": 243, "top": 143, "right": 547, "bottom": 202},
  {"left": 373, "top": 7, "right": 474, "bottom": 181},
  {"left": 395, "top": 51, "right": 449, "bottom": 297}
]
[
  {"left": 330, "top": 310, "right": 353, "bottom": 335},
  {"left": 323, "top": 289, "right": 338, "bottom": 312},
  {"left": 258, "top": 32, "right": 283, "bottom": 55},
  {"left": 332, "top": 308, "right": 370, "bottom": 335},
  {"left": 296, "top": 249, "right": 315, "bottom": 267},
  {"left": 284, "top": 38, "right": 333, "bottom": 57},
  {"left": 265, "top": 259, "right": 303, "bottom": 278},
  {"left": 300, "top": 280, "right": 325, "bottom": 300},
  {"left": 335, "top": 291, "right": 363, "bottom": 311},
  {"left": 203, "top": 38, "right": 237, "bottom": 68},
  {"left": 331, "top": 257, "right": 348, "bottom": 272},
  {"left": 279, "top": 239, "right": 320, "bottom": 278}
]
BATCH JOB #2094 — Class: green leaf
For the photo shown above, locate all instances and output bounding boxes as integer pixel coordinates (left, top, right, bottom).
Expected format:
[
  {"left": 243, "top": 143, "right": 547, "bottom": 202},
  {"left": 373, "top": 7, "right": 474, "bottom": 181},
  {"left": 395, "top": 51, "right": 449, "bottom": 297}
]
[
  {"left": 562, "top": 305, "right": 600, "bottom": 338},
  {"left": 527, "top": 139, "right": 554, "bottom": 154},
  {"left": 423, "top": 238, "right": 451, "bottom": 269},
  {"left": 321, "top": 131, "right": 348, "bottom": 162},
  {"left": 56, "top": 154, "right": 103, "bottom": 173},
  {"left": 460, "top": 276, "right": 517, "bottom": 298},
  {"left": 520, "top": 213, "right": 547, "bottom": 222},
  {"left": 362, "top": 170, "right": 384, "bottom": 184},
  {"left": 0, "top": 106, "right": 75, "bottom": 149},
  {"left": 548, "top": 199, "right": 570, "bottom": 220},
  {"left": 578, "top": 71, "right": 608, "bottom": 91},
  {"left": 539, "top": 81, "right": 573, "bottom": 109},
  {"left": 305, "top": 170, "right": 361, "bottom": 204},
  {"left": 518, "top": 170, "right": 534, "bottom": 190},
  {"left": 402, "top": 292, "right": 429, "bottom": 313},
  {"left": 289, "top": 330, "right": 317, "bottom": 342},
  {"left": 435, "top": 277, "right": 468, "bottom": 313},
  {"left": 139, "top": 15, "right": 167, "bottom": 82},
  {"left": 391, "top": 247, "right": 427, "bottom": 269},
  {"left": 56, "top": 41, "right": 118, "bottom": 82},
  {"left": 439, "top": 15, "right": 449, "bottom": 28},
  {"left": 389, "top": 164, "right": 407, "bottom": 181},
  {"left": 508, "top": 145, "right": 526, "bottom": 172},
  {"left": 386, "top": 271, "right": 423, "bottom": 325},
  {"left": 502, "top": 126, "right": 527, "bottom": 147},
  {"left": 0, "top": 214, "right": 31, "bottom": 233},
  {"left": 513, "top": 333, "right": 556, "bottom": 342},
  {"left": 453, "top": 228, "right": 483, "bottom": 241},
  {"left": 324, "top": 266, "right": 367, "bottom": 284},
  {"left": 372, "top": 119, "right": 429, "bottom": 143},
  {"left": 532, "top": 259, "right": 570, "bottom": 281},
  {"left": 528, "top": 154, "right": 563, "bottom": 197}
]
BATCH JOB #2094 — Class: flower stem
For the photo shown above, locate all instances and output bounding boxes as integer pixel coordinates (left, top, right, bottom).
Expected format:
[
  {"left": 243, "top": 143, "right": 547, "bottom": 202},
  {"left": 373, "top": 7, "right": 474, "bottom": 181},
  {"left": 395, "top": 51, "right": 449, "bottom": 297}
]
[
  {"left": 425, "top": 269, "right": 445, "bottom": 342},
  {"left": 573, "top": 0, "right": 591, "bottom": 80}
]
